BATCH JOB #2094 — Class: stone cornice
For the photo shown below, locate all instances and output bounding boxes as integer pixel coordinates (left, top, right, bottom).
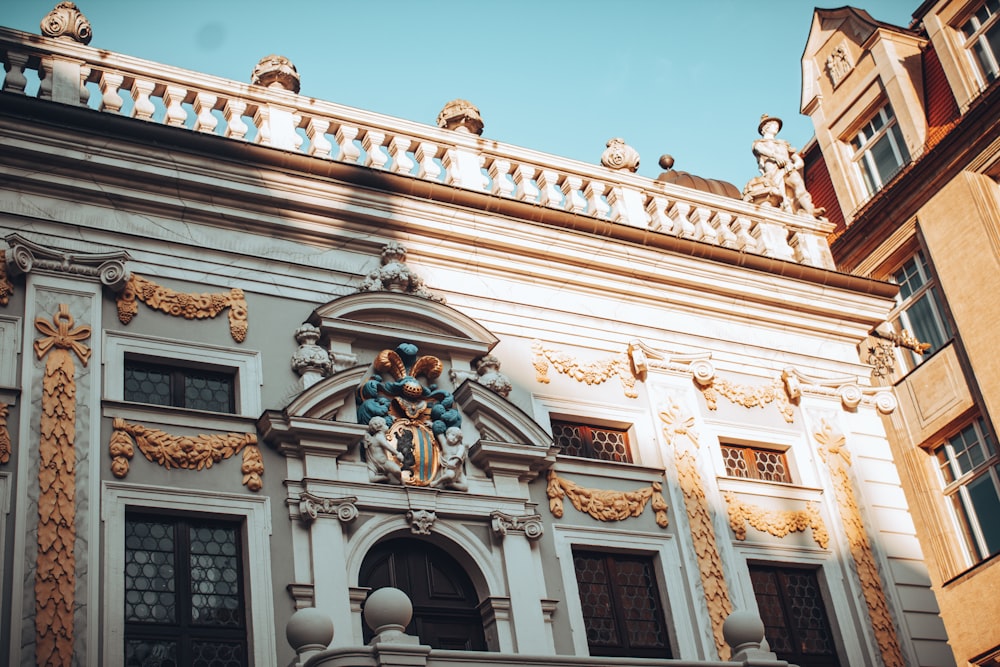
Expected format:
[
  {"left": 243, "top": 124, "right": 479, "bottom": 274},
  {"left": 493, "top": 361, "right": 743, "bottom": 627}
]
[{"left": 4, "top": 232, "right": 130, "bottom": 289}]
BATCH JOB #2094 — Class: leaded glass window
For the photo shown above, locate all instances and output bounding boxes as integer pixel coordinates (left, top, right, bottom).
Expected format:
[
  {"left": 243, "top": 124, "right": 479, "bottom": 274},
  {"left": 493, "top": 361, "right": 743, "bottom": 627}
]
[
  {"left": 721, "top": 445, "right": 792, "bottom": 483},
  {"left": 124, "top": 360, "right": 235, "bottom": 413},
  {"left": 551, "top": 420, "right": 632, "bottom": 463}
]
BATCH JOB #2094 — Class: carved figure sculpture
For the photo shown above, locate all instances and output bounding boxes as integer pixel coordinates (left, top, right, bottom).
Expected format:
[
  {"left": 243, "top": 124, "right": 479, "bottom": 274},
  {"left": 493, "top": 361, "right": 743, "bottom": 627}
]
[
  {"left": 364, "top": 417, "right": 403, "bottom": 485},
  {"left": 474, "top": 354, "right": 512, "bottom": 398},
  {"left": 433, "top": 426, "right": 468, "bottom": 491},
  {"left": 743, "top": 115, "right": 824, "bottom": 219}
]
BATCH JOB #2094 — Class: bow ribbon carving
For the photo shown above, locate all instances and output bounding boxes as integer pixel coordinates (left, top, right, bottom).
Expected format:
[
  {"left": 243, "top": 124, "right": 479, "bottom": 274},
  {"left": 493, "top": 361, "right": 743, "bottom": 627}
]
[{"left": 34, "top": 304, "right": 91, "bottom": 365}]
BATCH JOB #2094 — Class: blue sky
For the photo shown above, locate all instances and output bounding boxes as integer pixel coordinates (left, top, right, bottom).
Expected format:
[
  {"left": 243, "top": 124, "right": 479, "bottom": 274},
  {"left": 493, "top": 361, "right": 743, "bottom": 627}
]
[{"left": 5, "top": 0, "right": 915, "bottom": 187}]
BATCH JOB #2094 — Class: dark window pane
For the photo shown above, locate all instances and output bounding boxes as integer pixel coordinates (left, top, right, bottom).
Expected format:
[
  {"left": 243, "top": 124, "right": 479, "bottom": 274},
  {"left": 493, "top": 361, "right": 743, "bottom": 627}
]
[
  {"left": 967, "top": 471, "right": 1000, "bottom": 557},
  {"left": 124, "top": 365, "right": 172, "bottom": 406},
  {"left": 125, "top": 639, "right": 177, "bottom": 667},
  {"left": 552, "top": 420, "right": 632, "bottom": 463}
]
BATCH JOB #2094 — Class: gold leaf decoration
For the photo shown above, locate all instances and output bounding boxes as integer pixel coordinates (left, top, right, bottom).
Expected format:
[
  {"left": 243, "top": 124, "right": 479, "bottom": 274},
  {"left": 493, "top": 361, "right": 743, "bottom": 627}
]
[
  {"left": 546, "top": 470, "right": 668, "bottom": 527},
  {"left": 723, "top": 492, "right": 829, "bottom": 548},
  {"left": 815, "top": 419, "right": 904, "bottom": 667},
  {"left": 0, "top": 250, "right": 13, "bottom": 306},
  {"left": 116, "top": 274, "right": 248, "bottom": 342},
  {"left": 0, "top": 403, "right": 10, "bottom": 464},
  {"left": 34, "top": 304, "right": 90, "bottom": 667},
  {"left": 531, "top": 340, "right": 637, "bottom": 398},
  {"left": 110, "top": 417, "right": 262, "bottom": 491},
  {"left": 700, "top": 375, "right": 794, "bottom": 423},
  {"left": 659, "top": 399, "right": 732, "bottom": 659}
]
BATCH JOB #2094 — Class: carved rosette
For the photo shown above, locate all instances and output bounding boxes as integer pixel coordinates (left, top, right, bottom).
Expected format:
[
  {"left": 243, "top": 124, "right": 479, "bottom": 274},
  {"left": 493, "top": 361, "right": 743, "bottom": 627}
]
[
  {"left": 116, "top": 274, "right": 249, "bottom": 342},
  {"left": 658, "top": 399, "right": 733, "bottom": 659},
  {"left": 600, "top": 138, "right": 640, "bottom": 172},
  {"left": 814, "top": 419, "right": 904, "bottom": 667},
  {"left": 0, "top": 250, "right": 13, "bottom": 305},
  {"left": 298, "top": 492, "right": 359, "bottom": 523},
  {"left": 531, "top": 340, "right": 637, "bottom": 398},
  {"left": 546, "top": 471, "right": 668, "bottom": 528},
  {"left": 251, "top": 54, "right": 301, "bottom": 93},
  {"left": 436, "top": 99, "right": 484, "bottom": 135},
  {"left": 40, "top": 2, "right": 93, "bottom": 44},
  {"left": 358, "top": 242, "right": 445, "bottom": 303},
  {"left": 699, "top": 375, "right": 795, "bottom": 423},
  {"left": 34, "top": 303, "right": 91, "bottom": 667},
  {"left": 723, "top": 492, "right": 829, "bottom": 548},
  {"left": 407, "top": 509, "right": 436, "bottom": 535},
  {"left": 491, "top": 511, "right": 544, "bottom": 539},
  {"left": 109, "top": 417, "right": 263, "bottom": 491},
  {"left": 0, "top": 404, "right": 9, "bottom": 464}
]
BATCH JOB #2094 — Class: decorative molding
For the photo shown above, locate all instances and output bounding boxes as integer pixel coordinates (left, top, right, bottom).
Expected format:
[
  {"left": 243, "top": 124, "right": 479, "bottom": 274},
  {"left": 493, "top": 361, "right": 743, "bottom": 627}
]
[
  {"left": 34, "top": 303, "right": 90, "bottom": 667},
  {"left": 5, "top": 233, "right": 130, "bottom": 289},
  {"left": 531, "top": 340, "right": 637, "bottom": 398},
  {"left": 0, "top": 250, "right": 13, "bottom": 305},
  {"left": 658, "top": 399, "right": 732, "bottom": 659},
  {"left": 0, "top": 404, "right": 9, "bottom": 464},
  {"left": 545, "top": 471, "right": 668, "bottom": 528},
  {"left": 814, "top": 419, "right": 904, "bottom": 667},
  {"left": 491, "top": 510, "right": 544, "bottom": 539},
  {"left": 358, "top": 241, "right": 445, "bottom": 302},
  {"left": 825, "top": 42, "right": 853, "bottom": 88},
  {"left": 116, "top": 274, "right": 248, "bottom": 343},
  {"left": 473, "top": 354, "right": 512, "bottom": 398},
  {"left": 109, "top": 417, "right": 263, "bottom": 491},
  {"left": 723, "top": 492, "right": 829, "bottom": 548},
  {"left": 291, "top": 323, "right": 332, "bottom": 388},
  {"left": 297, "top": 492, "right": 358, "bottom": 524},
  {"left": 783, "top": 367, "right": 897, "bottom": 415},
  {"left": 699, "top": 374, "right": 795, "bottom": 423},
  {"left": 41, "top": 2, "right": 93, "bottom": 45},
  {"left": 406, "top": 508, "right": 437, "bottom": 535},
  {"left": 863, "top": 336, "right": 896, "bottom": 378},
  {"left": 287, "top": 583, "right": 316, "bottom": 611}
]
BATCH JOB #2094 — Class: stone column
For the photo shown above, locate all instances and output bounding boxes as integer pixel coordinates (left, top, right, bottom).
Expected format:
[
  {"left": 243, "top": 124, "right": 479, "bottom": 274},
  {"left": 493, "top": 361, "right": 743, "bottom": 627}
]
[{"left": 491, "top": 512, "right": 550, "bottom": 653}]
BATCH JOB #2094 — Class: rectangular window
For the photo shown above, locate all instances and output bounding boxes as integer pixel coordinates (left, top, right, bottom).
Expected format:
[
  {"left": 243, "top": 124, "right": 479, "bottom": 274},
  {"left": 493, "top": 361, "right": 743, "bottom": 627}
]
[
  {"left": 887, "top": 250, "right": 951, "bottom": 372},
  {"left": 551, "top": 420, "right": 632, "bottom": 463},
  {"left": 850, "top": 104, "right": 910, "bottom": 197},
  {"left": 124, "top": 513, "right": 247, "bottom": 667},
  {"left": 721, "top": 444, "right": 792, "bottom": 483},
  {"left": 572, "top": 550, "right": 671, "bottom": 658},
  {"left": 749, "top": 564, "right": 841, "bottom": 667},
  {"left": 962, "top": 0, "right": 1000, "bottom": 84},
  {"left": 935, "top": 418, "right": 1000, "bottom": 563},
  {"left": 124, "top": 359, "right": 236, "bottom": 413}
]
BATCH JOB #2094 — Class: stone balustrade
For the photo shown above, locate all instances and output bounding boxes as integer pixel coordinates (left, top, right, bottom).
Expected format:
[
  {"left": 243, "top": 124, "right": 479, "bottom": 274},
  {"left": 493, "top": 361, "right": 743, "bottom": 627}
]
[{"left": 0, "top": 26, "right": 835, "bottom": 270}]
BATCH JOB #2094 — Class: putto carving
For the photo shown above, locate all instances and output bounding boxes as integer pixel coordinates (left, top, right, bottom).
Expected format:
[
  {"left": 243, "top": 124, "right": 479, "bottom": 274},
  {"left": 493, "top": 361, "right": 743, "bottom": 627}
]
[
  {"left": 251, "top": 54, "right": 301, "bottom": 93},
  {"left": 407, "top": 509, "right": 437, "bottom": 535},
  {"left": 699, "top": 374, "right": 795, "bottom": 423},
  {"left": 826, "top": 43, "right": 854, "bottom": 87},
  {"left": 109, "top": 417, "right": 263, "bottom": 491},
  {"left": 291, "top": 323, "right": 332, "bottom": 387},
  {"left": 0, "top": 250, "right": 13, "bottom": 305},
  {"left": 437, "top": 99, "right": 484, "bottom": 135},
  {"left": 491, "top": 510, "right": 544, "bottom": 539},
  {"left": 532, "top": 340, "right": 637, "bottom": 398},
  {"left": 34, "top": 303, "right": 91, "bottom": 667},
  {"left": 0, "top": 403, "right": 10, "bottom": 464},
  {"left": 117, "top": 274, "right": 249, "bottom": 342},
  {"left": 600, "top": 137, "right": 640, "bottom": 172},
  {"left": 5, "top": 233, "right": 130, "bottom": 289},
  {"left": 546, "top": 471, "right": 668, "bottom": 528},
  {"left": 359, "top": 242, "right": 445, "bottom": 303},
  {"left": 298, "top": 492, "right": 359, "bottom": 524},
  {"left": 474, "top": 354, "right": 512, "bottom": 397},
  {"left": 743, "top": 115, "right": 825, "bottom": 219},
  {"left": 357, "top": 343, "right": 467, "bottom": 490},
  {"left": 40, "top": 2, "right": 92, "bottom": 45},
  {"left": 723, "top": 492, "right": 829, "bottom": 548}
]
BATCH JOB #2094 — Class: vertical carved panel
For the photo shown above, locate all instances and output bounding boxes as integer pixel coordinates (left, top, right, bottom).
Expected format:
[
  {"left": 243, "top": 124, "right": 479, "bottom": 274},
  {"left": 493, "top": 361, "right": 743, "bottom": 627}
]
[{"left": 0, "top": 403, "right": 10, "bottom": 464}]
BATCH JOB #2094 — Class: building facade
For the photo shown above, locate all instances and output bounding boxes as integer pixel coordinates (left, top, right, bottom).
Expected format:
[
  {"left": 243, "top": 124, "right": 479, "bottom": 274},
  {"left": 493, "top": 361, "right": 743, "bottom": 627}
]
[
  {"left": 800, "top": 2, "right": 1000, "bottom": 665},
  {"left": 0, "top": 3, "right": 955, "bottom": 667}
]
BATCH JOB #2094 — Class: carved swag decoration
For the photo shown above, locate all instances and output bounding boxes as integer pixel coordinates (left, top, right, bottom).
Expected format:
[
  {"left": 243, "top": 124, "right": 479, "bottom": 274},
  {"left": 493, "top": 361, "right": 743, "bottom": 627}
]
[
  {"left": 116, "top": 274, "right": 249, "bottom": 342},
  {"left": 109, "top": 417, "right": 263, "bottom": 491},
  {"left": 532, "top": 340, "right": 637, "bottom": 398},
  {"left": 34, "top": 304, "right": 91, "bottom": 667},
  {"left": 699, "top": 375, "right": 795, "bottom": 423},
  {"left": 0, "top": 403, "right": 10, "bottom": 464},
  {"left": 723, "top": 492, "right": 829, "bottom": 548},
  {"left": 0, "top": 250, "right": 12, "bottom": 305},
  {"left": 546, "top": 470, "right": 668, "bottom": 528}
]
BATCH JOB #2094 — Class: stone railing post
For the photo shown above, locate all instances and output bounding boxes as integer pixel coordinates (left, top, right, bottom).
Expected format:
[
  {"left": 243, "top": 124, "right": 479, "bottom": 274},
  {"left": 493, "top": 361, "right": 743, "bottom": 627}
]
[
  {"left": 366, "top": 588, "right": 431, "bottom": 667},
  {"left": 607, "top": 184, "right": 648, "bottom": 227},
  {"left": 751, "top": 220, "right": 796, "bottom": 261},
  {"left": 39, "top": 56, "right": 87, "bottom": 105},
  {"left": 790, "top": 231, "right": 836, "bottom": 270},
  {"left": 254, "top": 103, "right": 301, "bottom": 151}
]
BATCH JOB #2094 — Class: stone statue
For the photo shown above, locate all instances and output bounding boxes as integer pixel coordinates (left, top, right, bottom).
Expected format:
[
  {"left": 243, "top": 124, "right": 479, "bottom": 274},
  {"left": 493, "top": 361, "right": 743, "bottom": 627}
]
[
  {"left": 743, "top": 115, "right": 824, "bottom": 218},
  {"left": 474, "top": 354, "right": 512, "bottom": 398},
  {"left": 433, "top": 426, "right": 468, "bottom": 491},
  {"left": 364, "top": 417, "right": 403, "bottom": 484}
]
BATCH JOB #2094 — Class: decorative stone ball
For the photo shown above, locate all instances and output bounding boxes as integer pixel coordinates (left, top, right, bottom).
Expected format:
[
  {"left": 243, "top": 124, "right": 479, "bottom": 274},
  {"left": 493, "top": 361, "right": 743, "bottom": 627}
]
[
  {"left": 658, "top": 154, "right": 675, "bottom": 170},
  {"left": 364, "top": 587, "right": 413, "bottom": 632},
  {"left": 286, "top": 607, "right": 334, "bottom": 652},
  {"left": 722, "top": 609, "right": 765, "bottom": 652}
]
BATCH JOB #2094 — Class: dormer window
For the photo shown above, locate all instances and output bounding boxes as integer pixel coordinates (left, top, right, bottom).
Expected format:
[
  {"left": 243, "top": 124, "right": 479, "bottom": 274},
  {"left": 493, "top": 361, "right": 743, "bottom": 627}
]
[
  {"left": 850, "top": 104, "right": 910, "bottom": 197},
  {"left": 962, "top": 0, "right": 1000, "bottom": 84}
]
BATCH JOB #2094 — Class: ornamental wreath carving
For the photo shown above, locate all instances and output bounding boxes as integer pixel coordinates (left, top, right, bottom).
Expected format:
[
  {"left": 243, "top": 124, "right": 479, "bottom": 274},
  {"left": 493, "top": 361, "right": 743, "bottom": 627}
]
[
  {"left": 546, "top": 470, "right": 668, "bottom": 527},
  {"left": 532, "top": 340, "right": 637, "bottom": 398},
  {"left": 116, "top": 274, "right": 249, "bottom": 342},
  {"left": 699, "top": 375, "right": 795, "bottom": 423},
  {"left": 723, "top": 492, "right": 829, "bottom": 548}
]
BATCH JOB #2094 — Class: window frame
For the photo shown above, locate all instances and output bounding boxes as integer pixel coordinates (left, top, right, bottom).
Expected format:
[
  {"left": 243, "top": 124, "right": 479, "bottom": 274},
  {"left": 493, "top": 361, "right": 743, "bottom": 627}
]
[
  {"left": 550, "top": 419, "right": 633, "bottom": 464},
  {"left": 124, "top": 357, "right": 237, "bottom": 413},
  {"left": 102, "top": 481, "right": 275, "bottom": 667},
  {"left": 960, "top": 0, "right": 1000, "bottom": 85},
  {"left": 849, "top": 104, "right": 910, "bottom": 197},
  {"left": 884, "top": 248, "right": 952, "bottom": 373},
  {"left": 720, "top": 443, "right": 793, "bottom": 484}
]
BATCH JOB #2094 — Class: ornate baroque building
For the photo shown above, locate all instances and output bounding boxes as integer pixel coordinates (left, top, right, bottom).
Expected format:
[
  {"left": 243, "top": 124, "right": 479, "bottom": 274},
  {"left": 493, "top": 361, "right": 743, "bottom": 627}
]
[
  {"left": 801, "top": 2, "right": 1000, "bottom": 665},
  {"left": 0, "top": 4, "right": 954, "bottom": 667}
]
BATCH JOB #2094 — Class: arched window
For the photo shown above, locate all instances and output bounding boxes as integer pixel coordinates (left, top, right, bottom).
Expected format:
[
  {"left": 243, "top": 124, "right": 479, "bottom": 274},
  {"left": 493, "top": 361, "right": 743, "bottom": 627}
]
[{"left": 360, "top": 538, "right": 488, "bottom": 651}]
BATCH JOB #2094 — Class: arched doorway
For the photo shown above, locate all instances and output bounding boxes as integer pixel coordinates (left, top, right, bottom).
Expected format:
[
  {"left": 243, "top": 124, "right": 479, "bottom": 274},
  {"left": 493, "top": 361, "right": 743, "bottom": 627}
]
[{"left": 359, "top": 538, "right": 488, "bottom": 651}]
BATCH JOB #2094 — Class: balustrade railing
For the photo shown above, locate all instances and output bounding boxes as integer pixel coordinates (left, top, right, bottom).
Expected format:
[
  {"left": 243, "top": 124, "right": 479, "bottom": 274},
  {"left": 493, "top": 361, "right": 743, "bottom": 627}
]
[{"left": 0, "top": 27, "right": 836, "bottom": 270}]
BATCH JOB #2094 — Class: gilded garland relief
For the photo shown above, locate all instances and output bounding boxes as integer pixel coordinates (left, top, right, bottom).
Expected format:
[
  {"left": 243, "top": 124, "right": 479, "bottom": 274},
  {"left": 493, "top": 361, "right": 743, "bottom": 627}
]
[
  {"left": 33, "top": 304, "right": 90, "bottom": 667},
  {"left": 658, "top": 398, "right": 732, "bottom": 659},
  {"left": 531, "top": 340, "right": 637, "bottom": 398},
  {"left": 0, "top": 403, "right": 10, "bottom": 464},
  {"left": 116, "top": 274, "right": 249, "bottom": 342},
  {"left": 109, "top": 417, "right": 263, "bottom": 491},
  {"left": 814, "top": 418, "right": 904, "bottom": 667},
  {"left": 723, "top": 492, "right": 829, "bottom": 548},
  {"left": 699, "top": 375, "right": 795, "bottom": 423},
  {"left": 0, "top": 249, "right": 13, "bottom": 305},
  {"left": 545, "top": 470, "right": 668, "bottom": 527}
]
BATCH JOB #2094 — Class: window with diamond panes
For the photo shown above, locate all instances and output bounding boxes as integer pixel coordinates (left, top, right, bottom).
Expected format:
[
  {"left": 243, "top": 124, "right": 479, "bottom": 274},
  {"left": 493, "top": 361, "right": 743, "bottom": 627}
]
[
  {"left": 572, "top": 550, "right": 671, "bottom": 658},
  {"left": 721, "top": 445, "right": 791, "bottom": 483},
  {"left": 124, "top": 514, "right": 247, "bottom": 667},
  {"left": 551, "top": 420, "right": 632, "bottom": 463},
  {"left": 124, "top": 359, "right": 235, "bottom": 413},
  {"left": 749, "top": 564, "right": 840, "bottom": 667}
]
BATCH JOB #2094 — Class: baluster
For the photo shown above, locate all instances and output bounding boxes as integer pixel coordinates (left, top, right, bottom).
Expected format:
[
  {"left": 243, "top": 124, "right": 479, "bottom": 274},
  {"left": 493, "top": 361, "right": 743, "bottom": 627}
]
[
  {"left": 731, "top": 216, "right": 758, "bottom": 253},
  {"left": 415, "top": 142, "right": 441, "bottom": 181},
  {"left": 306, "top": 118, "right": 333, "bottom": 158},
  {"left": 488, "top": 159, "right": 514, "bottom": 197},
  {"left": 37, "top": 58, "right": 53, "bottom": 100},
  {"left": 336, "top": 124, "right": 362, "bottom": 163},
  {"left": 363, "top": 131, "right": 389, "bottom": 170},
  {"left": 513, "top": 165, "right": 539, "bottom": 203},
  {"left": 710, "top": 211, "right": 739, "bottom": 248},
  {"left": 790, "top": 232, "right": 835, "bottom": 269},
  {"left": 668, "top": 201, "right": 696, "bottom": 238},
  {"left": 223, "top": 99, "right": 249, "bottom": 140},
  {"left": 388, "top": 136, "right": 415, "bottom": 175},
  {"left": 98, "top": 71, "right": 124, "bottom": 113},
  {"left": 561, "top": 176, "right": 586, "bottom": 214},
  {"left": 130, "top": 79, "right": 156, "bottom": 121},
  {"left": 645, "top": 194, "right": 671, "bottom": 232},
  {"left": 584, "top": 181, "right": 610, "bottom": 218},
  {"left": 690, "top": 207, "right": 718, "bottom": 244},
  {"left": 78, "top": 65, "right": 90, "bottom": 105},
  {"left": 2, "top": 51, "right": 30, "bottom": 94},
  {"left": 537, "top": 170, "right": 562, "bottom": 208},
  {"left": 607, "top": 187, "right": 628, "bottom": 223},
  {"left": 163, "top": 86, "right": 188, "bottom": 127},
  {"left": 750, "top": 220, "right": 796, "bottom": 261},
  {"left": 253, "top": 105, "right": 272, "bottom": 146},
  {"left": 193, "top": 92, "right": 218, "bottom": 133}
]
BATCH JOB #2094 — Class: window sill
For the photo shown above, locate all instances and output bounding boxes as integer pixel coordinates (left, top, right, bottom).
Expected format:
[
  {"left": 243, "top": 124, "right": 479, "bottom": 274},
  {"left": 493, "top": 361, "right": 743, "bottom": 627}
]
[
  {"left": 717, "top": 476, "right": 824, "bottom": 501},
  {"left": 102, "top": 399, "right": 258, "bottom": 433},
  {"left": 554, "top": 455, "right": 665, "bottom": 483},
  {"left": 942, "top": 549, "right": 1000, "bottom": 588}
]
